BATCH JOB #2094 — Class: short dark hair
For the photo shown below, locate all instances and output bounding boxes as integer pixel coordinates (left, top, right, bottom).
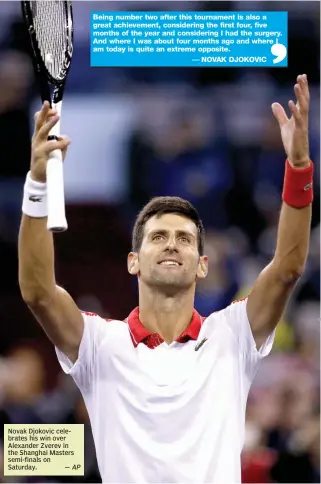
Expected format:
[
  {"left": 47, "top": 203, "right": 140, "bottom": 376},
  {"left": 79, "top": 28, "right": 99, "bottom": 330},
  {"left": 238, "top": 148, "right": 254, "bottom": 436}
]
[{"left": 132, "top": 196, "right": 205, "bottom": 255}]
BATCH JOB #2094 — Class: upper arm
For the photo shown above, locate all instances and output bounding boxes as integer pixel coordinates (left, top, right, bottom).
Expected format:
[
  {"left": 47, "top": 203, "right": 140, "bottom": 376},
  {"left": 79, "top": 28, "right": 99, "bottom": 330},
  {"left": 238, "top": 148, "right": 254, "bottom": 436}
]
[
  {"left": 221, "top": 299, "right": 275, "bottom": 383},
  {"left": 27, "top": 285, "right": 84, "bottom": 363},
  {"left": 246, "top": 261, "right": 298, "bottom": 348}
]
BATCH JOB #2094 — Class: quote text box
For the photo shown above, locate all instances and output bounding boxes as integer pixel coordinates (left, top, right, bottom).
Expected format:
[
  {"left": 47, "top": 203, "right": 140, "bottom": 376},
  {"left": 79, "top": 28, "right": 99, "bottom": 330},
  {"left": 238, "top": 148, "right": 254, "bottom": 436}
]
[{"left": 90, "top": 11, "right": 288, "bottom": 67}]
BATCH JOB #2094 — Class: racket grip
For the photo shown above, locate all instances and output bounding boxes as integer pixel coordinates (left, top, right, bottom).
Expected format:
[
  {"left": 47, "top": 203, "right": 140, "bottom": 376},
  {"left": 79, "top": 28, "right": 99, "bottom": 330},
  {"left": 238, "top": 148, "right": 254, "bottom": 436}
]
[{"left": 46, "top": 149, "right": 68, "bottom": 232}]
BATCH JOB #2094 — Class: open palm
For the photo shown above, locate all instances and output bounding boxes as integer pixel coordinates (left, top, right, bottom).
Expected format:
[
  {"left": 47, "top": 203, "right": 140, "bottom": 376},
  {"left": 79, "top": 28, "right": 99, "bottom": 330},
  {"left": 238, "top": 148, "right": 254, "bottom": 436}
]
[{"left": 272, "top": 74, "right": 310, "bottom": 167}]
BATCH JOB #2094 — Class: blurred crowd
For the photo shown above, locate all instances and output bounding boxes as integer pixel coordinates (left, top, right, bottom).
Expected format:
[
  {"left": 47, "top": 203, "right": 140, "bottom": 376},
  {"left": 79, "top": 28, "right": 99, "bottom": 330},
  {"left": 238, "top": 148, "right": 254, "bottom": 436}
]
[{"left": 0, "top": 1, "right": 320, "bottom": 483}]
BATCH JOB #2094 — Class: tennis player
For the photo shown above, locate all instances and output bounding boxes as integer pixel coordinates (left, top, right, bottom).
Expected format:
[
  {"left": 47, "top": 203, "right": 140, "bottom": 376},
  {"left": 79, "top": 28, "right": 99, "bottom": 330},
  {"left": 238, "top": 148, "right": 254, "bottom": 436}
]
[{"left": 18, "top": 74, "right": 313, "bottom": 483}]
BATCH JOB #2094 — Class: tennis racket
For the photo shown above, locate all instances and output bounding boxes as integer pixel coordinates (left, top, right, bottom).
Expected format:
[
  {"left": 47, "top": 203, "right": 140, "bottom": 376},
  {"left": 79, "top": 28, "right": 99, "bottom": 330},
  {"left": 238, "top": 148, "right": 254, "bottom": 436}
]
[{"left": 21, "top": 0, "right": 73, "bottom": 232}]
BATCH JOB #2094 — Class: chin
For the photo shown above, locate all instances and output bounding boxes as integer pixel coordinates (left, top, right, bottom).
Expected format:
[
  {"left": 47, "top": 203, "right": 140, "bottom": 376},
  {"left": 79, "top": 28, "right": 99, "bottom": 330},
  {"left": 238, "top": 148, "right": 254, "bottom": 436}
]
[{"left": 150, "top": 274, "right": 192, "bottom": 291}]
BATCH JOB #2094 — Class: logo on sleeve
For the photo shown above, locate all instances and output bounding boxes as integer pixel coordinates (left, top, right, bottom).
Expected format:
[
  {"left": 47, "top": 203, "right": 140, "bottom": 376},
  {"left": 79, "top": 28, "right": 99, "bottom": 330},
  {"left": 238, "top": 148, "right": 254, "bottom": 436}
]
[{"left": 29, "top": 195, "right": 42, "bottom": 202}]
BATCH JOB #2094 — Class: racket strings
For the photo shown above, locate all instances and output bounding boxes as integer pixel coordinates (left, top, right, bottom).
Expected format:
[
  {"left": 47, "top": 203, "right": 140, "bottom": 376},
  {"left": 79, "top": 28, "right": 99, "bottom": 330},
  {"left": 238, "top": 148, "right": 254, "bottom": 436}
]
[{"left": 31, "top": 1, "right": 68, "bottom": 80}]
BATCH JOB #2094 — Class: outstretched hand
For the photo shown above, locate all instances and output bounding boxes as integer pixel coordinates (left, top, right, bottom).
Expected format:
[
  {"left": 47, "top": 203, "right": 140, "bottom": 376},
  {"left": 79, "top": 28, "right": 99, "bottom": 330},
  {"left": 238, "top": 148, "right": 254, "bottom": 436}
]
[{"left": 272, "top": 74, "right": 310, "bottom": 168}]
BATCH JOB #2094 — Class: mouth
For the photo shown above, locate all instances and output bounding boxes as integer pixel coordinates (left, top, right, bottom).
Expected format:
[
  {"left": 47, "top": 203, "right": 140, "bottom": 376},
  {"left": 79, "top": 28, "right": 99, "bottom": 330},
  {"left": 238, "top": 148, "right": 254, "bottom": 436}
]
[{"left": 158, "top": 260, "right": 182, "bottom": 267}]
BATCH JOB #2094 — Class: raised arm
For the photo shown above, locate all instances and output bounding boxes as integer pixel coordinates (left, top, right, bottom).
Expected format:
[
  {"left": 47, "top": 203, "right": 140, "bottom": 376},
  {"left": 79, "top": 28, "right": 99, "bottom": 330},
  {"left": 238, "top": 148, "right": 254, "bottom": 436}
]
[
  {"left": 18, "top": 101, "right": 83, "bottom": 363},
  {"left": 246, "top": 74, "right": 313, "bottom": 348}
]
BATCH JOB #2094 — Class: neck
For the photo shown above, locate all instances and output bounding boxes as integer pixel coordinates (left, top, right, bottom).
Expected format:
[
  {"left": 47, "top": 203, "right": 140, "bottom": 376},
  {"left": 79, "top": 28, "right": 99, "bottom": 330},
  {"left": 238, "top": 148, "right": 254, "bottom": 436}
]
[{"left": 138, "top": 282, "right": 195, "bottom": 344}]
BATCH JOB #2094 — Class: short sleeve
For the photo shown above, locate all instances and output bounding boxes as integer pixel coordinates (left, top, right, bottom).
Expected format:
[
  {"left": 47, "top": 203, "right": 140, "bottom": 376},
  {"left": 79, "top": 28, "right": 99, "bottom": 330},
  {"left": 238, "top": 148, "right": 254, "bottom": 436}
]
[
  {"left": 222, "top": 298, "right": 276, "bottom": 381},
  {"left": 55, "top": 312, "right": 106, "bottom": 392}
]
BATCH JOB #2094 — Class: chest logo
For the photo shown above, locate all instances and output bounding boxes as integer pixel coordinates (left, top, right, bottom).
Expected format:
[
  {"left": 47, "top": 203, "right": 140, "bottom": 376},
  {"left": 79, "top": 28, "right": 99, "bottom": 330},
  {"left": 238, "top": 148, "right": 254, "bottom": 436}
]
[{"left": 194, "top": 337, "right": 208, "bottom": 351}]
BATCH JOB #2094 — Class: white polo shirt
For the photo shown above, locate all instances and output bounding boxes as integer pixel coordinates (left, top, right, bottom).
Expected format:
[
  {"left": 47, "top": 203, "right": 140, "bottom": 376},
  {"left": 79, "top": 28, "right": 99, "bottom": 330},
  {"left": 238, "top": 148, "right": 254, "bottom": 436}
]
[{"left": 55, "top": 298, "right": 275, "bottom": 483}]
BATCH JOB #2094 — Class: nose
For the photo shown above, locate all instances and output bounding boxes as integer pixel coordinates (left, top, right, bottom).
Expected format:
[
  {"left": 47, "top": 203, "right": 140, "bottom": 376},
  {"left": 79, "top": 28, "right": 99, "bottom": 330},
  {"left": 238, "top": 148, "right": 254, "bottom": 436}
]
[{"left": 164, "top": 235, "right": 178, "bottom": 252}]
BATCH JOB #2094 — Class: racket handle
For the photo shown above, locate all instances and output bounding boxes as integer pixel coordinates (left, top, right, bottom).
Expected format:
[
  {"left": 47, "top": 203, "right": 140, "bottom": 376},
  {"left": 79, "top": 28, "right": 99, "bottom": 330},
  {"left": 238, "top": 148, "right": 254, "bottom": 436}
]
[{"left": 46, "top": 149, "right": 68, "bottom": 232}]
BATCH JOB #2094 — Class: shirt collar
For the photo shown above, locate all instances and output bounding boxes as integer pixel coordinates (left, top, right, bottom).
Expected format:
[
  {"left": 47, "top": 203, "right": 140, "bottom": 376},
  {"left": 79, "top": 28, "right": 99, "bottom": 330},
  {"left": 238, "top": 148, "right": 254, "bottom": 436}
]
[{"left": 125, "top": 307, "right": 204, "bottom": 349}]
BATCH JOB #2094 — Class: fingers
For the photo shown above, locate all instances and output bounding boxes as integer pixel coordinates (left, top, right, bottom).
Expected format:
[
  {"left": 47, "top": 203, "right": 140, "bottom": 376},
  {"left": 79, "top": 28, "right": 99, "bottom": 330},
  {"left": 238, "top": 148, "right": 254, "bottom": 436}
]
[
  {"left": 271, "top": 102, "right": 289, "bottom": 126},
  {"left": 289, "top": 74, "right": 310, "bottom": 127},
  {"left": 297, "top": 73, "right": 309, "bottom": 99},
  {"left": 288, "top": 99, "right": 303, "bottom": 127},
  {"left": 295, "top": 74, "right": 310, "bottom": 115},
  {"left": 34, "top": 101, "right": 57, "bottom": 134},
  {"left": 37, "top": 113, "right": 60, "bottom": 140},
  {"left": 272, "top": 74, "right": 310, "bottom": 127},
  {"left": 34, "top": 101, "right": 50, "bottom": 132},
  {"left": 59, "top": 135, "right": 71, "bottom": 160},
  {"left": 45, "top": 135, "right": 71, "bottom": 154}
]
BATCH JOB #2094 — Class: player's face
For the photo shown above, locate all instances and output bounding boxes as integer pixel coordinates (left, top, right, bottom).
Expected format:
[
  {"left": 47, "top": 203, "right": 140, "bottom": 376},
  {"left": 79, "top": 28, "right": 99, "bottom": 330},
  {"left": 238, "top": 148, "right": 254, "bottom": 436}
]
[{"left": 128, "top": 214, "right": 208, "bottom": 293}]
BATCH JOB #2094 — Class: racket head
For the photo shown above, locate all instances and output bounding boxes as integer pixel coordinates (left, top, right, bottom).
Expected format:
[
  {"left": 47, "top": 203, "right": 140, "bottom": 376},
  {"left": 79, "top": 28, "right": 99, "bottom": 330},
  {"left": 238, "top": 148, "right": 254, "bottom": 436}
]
[{"left": 21, "top": 1, "right": 73, "bottom": 103}]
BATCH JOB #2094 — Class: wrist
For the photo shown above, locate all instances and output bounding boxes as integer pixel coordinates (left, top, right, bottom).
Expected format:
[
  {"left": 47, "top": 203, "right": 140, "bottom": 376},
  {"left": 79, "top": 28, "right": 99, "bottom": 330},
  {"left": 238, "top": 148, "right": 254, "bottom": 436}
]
[
  {"left": 287, "top": 158, "right": 311, "bottom": 169},
  {"left": 282, "top": 159, "right": 314, "bottom": 208},
  {"left": 22, "top": 171, "right": 48, "bottom": 218},
  {"left": 30, "top": 169, "right": 46, "bottom": 184}
]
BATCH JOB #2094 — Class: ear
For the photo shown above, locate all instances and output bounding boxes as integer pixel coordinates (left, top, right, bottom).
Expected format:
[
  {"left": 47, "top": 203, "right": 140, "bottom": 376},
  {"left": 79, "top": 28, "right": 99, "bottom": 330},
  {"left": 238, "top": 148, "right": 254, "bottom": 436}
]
[
  {"left": 128, "top": 252, "right": 139, "bottom": 275},
  {"left": 197, "top": 255, "right": 208, "bottom": 279}
]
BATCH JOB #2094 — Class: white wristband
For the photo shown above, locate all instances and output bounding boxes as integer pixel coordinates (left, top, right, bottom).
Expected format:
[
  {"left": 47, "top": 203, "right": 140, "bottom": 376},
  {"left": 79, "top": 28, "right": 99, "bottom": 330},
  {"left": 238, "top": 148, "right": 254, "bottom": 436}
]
[{"left": 22, "top": 171, "right": 48, "bottom": 218}]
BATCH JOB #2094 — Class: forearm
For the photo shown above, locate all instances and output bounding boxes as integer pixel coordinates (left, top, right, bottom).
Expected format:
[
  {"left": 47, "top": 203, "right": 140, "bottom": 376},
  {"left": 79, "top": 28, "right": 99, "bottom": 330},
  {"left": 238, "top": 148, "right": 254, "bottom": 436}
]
[
  {"left": 273, "top": 201, "right": 312, "bottom": 281},
  {"left": 18, "top": 215, "right": 56, "bottom": 303},
  {"left": 18, "top": 103, "right": 70, "bottom": 304}
]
